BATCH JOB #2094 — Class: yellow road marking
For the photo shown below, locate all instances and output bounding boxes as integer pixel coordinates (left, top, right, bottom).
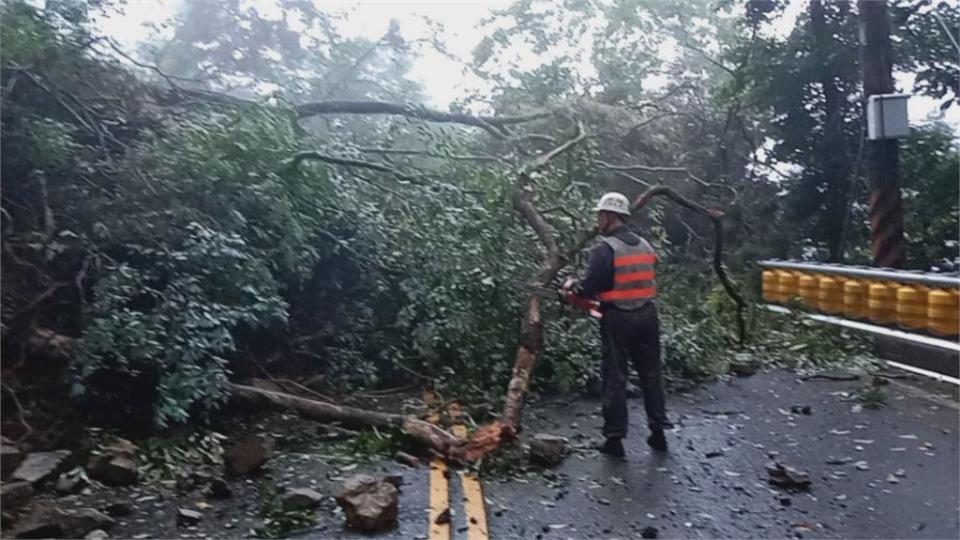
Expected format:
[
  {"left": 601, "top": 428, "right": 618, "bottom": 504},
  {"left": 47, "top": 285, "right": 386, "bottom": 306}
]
[
  {"left": 428, "top": 457, "right": 451, "bottom": 540},
  {"left": 460, "top": 472, "right": 489, "bottom": 540},
  {"left": 450, "top": 411, "right": 489, "bottom": 540},
  {"left": 426, "top": 401, "right": 490, "bottom": 540},
  {"left": 427, "top": 411, "right": 450, "bottom": 540}
]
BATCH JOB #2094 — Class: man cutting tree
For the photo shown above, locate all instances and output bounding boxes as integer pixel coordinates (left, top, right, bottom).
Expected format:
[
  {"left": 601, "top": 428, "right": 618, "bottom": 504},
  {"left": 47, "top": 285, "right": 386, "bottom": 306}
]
[{"left": 561, "top": 192, "right": 671, "bottom": 457}]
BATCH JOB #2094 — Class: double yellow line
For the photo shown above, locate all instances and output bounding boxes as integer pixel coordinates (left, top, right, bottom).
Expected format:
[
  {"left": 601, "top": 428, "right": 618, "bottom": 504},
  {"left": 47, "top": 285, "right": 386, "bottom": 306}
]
[{"left": 427, "top": 402, "right": 489, "bottom": 540}]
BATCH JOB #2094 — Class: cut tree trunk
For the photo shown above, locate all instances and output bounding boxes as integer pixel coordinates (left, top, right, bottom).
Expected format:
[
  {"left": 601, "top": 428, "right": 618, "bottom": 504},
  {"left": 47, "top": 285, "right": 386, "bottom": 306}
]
[{"left": 225, "top": 383, "right": 462, "bottom": 456}]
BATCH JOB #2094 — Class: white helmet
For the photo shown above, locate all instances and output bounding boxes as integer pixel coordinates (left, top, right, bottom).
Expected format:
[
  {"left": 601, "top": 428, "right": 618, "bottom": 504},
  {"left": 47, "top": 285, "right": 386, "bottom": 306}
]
[{"left": 592, "top": 192, "right": 631, "bottom": 216}]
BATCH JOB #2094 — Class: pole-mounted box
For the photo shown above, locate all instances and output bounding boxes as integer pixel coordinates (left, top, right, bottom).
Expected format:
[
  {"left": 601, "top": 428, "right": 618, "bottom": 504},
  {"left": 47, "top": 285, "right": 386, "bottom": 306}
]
[{"left": 866, "top": 93, "right": 910, "bottom": 140}]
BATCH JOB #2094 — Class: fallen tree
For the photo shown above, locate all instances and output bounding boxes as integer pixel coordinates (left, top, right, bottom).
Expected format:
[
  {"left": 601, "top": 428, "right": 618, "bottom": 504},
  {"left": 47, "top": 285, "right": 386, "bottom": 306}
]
[
  {"left": 226, "top": 383, "right": 462, "bottom": 455},
  {"left": 457, "top": 132, "right": 749, "bottom": 462},
  {"left": 8, "top": 36, "right": 747, "bottom": 461}
]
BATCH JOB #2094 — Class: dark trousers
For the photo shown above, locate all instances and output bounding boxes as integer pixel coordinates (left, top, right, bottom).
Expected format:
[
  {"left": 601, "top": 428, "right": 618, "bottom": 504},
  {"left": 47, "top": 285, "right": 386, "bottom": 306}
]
[{"left": 600, "top": 302, "right": 669, "bottom": 438}]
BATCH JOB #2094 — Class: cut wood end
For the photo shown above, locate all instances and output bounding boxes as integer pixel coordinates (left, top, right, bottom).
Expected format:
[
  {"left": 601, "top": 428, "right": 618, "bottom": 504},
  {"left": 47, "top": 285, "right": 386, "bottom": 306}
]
[{"left": 453, "top": 421, "right": 516, "bottom": 462}]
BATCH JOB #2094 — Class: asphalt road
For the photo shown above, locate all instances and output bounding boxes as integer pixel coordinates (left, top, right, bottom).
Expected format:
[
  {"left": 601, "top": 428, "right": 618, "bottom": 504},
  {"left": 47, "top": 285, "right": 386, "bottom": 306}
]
[
  {"left": 484, "top": 370, "right": 959, "bottom": 539},
  {"left": 305, "top": 368, "right": 959, "bottom": 540},
  {"left": 41, "top": 368, "right": 957, "bottom": 540}
]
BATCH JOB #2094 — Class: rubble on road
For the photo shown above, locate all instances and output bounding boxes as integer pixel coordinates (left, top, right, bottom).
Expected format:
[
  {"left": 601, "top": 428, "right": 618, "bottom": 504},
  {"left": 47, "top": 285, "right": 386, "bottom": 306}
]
[
  {"left": 13, "top": 503, "right": 114, "bottom": 539},
  {"left": 529, "top": 433, "right": 568, "bottom": 466},
  {"left": 11, "top": 450, "right": 71, "bottom": 484},
  {"left": 281, "top": 487, "right": 323, "bottom": 511},
  {"left": 223, "top": 435, "right": 274, "bottom": 477},
  {"left": 766, "top": 462, "right": 811, "bottom": 490},
  {"left": 88, "top": 439, "right": 138, "bottom": 486},
  {"left": 334, "top": 474, "right": 398, "bottom": 532}
]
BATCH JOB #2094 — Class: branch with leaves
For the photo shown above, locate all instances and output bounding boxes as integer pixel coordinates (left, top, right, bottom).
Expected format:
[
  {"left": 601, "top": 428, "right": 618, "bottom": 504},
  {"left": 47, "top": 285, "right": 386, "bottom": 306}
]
[{"left": 457, "top": 129, "right": 748, "bottom": 462}]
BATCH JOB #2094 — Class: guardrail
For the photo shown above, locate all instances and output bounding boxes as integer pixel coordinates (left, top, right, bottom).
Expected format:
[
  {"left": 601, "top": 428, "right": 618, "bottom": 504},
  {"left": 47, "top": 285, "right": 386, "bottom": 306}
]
[
  {"left": 758, "top": 260, "right": 960, "bottom": 288},
  {"left": 759, "top": 260, "right": 959, "bottom": 339}
]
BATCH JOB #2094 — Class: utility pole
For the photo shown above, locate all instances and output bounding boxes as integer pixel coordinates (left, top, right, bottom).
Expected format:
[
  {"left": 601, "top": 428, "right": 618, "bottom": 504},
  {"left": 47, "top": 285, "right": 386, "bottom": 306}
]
[{"left": 858, "top": 0, "right": 906, "bottom": 268}]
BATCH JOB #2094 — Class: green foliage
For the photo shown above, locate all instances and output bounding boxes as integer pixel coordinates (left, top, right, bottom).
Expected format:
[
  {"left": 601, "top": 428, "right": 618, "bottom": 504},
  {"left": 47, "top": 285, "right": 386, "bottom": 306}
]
[
  {"left": 74, "top": 223, "right": 288, "bottom": 427},
  {"left": 256, "top": 482, "right": 317, "bottom": 539},
  {"left": 137, "top": 431, "right": 227, "bottom": 482},
  {"left": 343, "top": 428, "right": 417, "bottom": 459},
  {"left": 0, "top": 2, "right": 62, "bottom": 66},
  {"left": 5, "top": 117, "right": 78, "bottom": 173},
  {"left": 892, "top": 0, "right": 960, "bottom": 109},
  {"left": 857, "top": 384, "right": 888, "bottom": 409},
  {"left": 657, "top": 264, "right": 872, "bottom": 380},
  {"left": 659, "top": 268, "right": 739, "bottom": 380},
  {"left": 3, "top": 0, "right": 956, "bottom": 441},
  {"left": 899, "top": 123, "right": 960, "bottom": 270}
]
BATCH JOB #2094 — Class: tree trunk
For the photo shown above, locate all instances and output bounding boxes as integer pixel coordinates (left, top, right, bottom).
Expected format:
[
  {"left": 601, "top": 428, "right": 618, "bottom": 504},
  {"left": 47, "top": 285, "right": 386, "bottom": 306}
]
[
  {"left": 226, "top": 383, "right": 463, "bottom": 456},
  {"left": 858, "top": 0, "right": 906, "bottom": 268},
  {"left": 810, "top": 0, "right": 853, "bottom": 262}
]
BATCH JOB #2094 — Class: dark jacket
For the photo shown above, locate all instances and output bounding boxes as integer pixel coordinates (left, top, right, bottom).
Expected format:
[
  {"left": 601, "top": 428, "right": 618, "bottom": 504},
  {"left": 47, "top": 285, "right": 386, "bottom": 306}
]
[{"left": 575, "top": 225, "right": 642, "bottom": 299}]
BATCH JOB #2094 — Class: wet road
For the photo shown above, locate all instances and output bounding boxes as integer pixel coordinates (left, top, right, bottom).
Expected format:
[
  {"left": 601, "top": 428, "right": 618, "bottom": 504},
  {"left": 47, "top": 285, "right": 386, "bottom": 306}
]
[
  {"left": 486, "top": 370, "right": 959, "bottom": 539},
  {"left": 300, "top": 369, "right": 958, "bottom": 539}
]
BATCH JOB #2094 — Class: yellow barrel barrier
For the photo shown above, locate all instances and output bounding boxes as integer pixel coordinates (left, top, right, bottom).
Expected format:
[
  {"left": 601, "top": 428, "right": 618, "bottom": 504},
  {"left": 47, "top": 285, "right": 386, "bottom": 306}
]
[
  {"left": 776, "top": 270, "right": 797, "bottom": 304},
  {"left": 762, "top": 270, "right": 778, "bottom": 303},
  {"left": 867, "top": 281, "right": 897, "bottom": 324},
  {"left": 927, "top": 288, "right": 960, "bottom": 337},
  {"left": 797, "top": 273, "right": 819, "bottom": 308},
  {"left": 760, "top": 260, "right": 960, "bottom": 341},
  {"left": 842, "top": 279, "right": 868, "bottom": 320},
  {"left": 895, "top": 285, "right": 928, "bottom": 330},
  {"left": 817, "top": 275, "right": 843, "bottom": 314}
]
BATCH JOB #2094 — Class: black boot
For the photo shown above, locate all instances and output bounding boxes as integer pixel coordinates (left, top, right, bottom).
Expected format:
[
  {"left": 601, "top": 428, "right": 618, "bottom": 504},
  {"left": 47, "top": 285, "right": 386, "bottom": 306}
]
[
  {"left": 597, "top": 437, "right": 625, "bottom": 458},
  {"left": 646, "top": 430, "right": 667, "bottom": 452}
]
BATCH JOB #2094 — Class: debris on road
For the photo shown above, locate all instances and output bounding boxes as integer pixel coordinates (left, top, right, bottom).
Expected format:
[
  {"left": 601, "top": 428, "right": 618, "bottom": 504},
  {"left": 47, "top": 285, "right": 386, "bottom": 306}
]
[
  {"left": 204, "top": 477, "right": 232, "bottom": 499},
  {"left": 14, "top": 503, "right": 114, "bottom": 539},
  {"left": 394, "top": 450, "right": 420, "bottom": 467},
  {"left": 0, "top": 481, "right": 33, "bottom": 511},
  {"left": 766, "top": 462, "right": 811, "bottom": 490},
  {"left": 729, "top": 359, "right": 758, "bottom": 377},
  {"left": 56, "top": 468, "right": 90, "bottom": 494},
  {"left": 334, "top": 474, "right": 398, "bottom": 532},
  {"left": 176, "top": 508, "right": 202, "bottom": 527},
  {"left": 1, "top": 443, "right": 25, "bottom": 480},
  {"left": 223, "top": 435, "right": 274, "bottom": 477},
  {"left": 11, "top": 450, "right": 71, "bottom": 484},
  {"left": 88, "top": 438, "right": 138, "bottom": 486},
  {"left": 529, "top": 433, "right": 568, "bottom": 466},
  {"left": 282, "top": 487, "right": 323, "bottom": 511}
]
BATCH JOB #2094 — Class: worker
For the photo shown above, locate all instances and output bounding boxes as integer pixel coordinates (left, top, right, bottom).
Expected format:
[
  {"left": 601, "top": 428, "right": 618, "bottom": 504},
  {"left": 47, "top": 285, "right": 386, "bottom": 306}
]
[{"left": 561, "top": 192, "right": 671, "bottom": 457}]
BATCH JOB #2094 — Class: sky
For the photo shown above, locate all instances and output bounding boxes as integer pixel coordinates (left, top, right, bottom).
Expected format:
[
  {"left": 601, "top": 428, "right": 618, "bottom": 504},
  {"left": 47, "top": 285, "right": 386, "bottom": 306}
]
[{"left": 96, "top": 0, "right": 957, "bottom": 127}]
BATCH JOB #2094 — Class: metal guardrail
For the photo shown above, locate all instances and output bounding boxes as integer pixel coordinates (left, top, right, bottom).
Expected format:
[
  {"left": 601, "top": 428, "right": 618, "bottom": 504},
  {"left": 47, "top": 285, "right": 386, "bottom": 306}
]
[
  {"left": 764, "top": 304, "right": 960, "bottom": 386},
  {"left": 758, "top": 260, "right": 960, "bottom": 289}
]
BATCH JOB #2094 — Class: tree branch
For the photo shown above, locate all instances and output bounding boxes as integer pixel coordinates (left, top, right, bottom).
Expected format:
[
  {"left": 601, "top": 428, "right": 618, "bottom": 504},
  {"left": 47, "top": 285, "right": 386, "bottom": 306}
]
[
  {"left": 284, "top": 151, "right": 422, "bottom": 183},
  {"left": 294, "top": 101, "right": 550, "bottom": 139},
  {"left": 355, "top": 147, "right": 505, "bottom": 163},
  {"left": 594, "top": 160, "right": 739, "bottom": 202},
  {"left": 630, "top": 186, "right": 747, "bottom": 344}
]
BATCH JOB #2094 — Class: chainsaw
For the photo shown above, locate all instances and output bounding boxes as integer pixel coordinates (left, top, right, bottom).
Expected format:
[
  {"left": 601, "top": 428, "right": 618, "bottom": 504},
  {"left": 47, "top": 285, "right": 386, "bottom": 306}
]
[{"left": 510, "top": 280, "right": 602, "bottom": 319}]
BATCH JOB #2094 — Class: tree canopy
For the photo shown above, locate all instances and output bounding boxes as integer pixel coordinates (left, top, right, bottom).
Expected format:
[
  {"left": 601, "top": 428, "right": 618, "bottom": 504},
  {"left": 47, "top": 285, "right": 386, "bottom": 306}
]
[{"left": 1, "top": 0, "right": 956, "bottom": 437}]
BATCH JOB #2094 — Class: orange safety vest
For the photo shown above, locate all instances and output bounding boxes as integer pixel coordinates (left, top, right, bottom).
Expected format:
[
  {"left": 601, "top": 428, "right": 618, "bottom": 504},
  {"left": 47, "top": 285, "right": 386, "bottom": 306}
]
[{"left": 598, "top": 235, "right": 656, "bottom": 310}]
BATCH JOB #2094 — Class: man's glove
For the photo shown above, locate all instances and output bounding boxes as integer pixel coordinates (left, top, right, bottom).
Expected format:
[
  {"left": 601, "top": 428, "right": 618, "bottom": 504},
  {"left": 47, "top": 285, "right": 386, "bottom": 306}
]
[{"left": 559, "top": 277, "right": 579, "bottom": 304}]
